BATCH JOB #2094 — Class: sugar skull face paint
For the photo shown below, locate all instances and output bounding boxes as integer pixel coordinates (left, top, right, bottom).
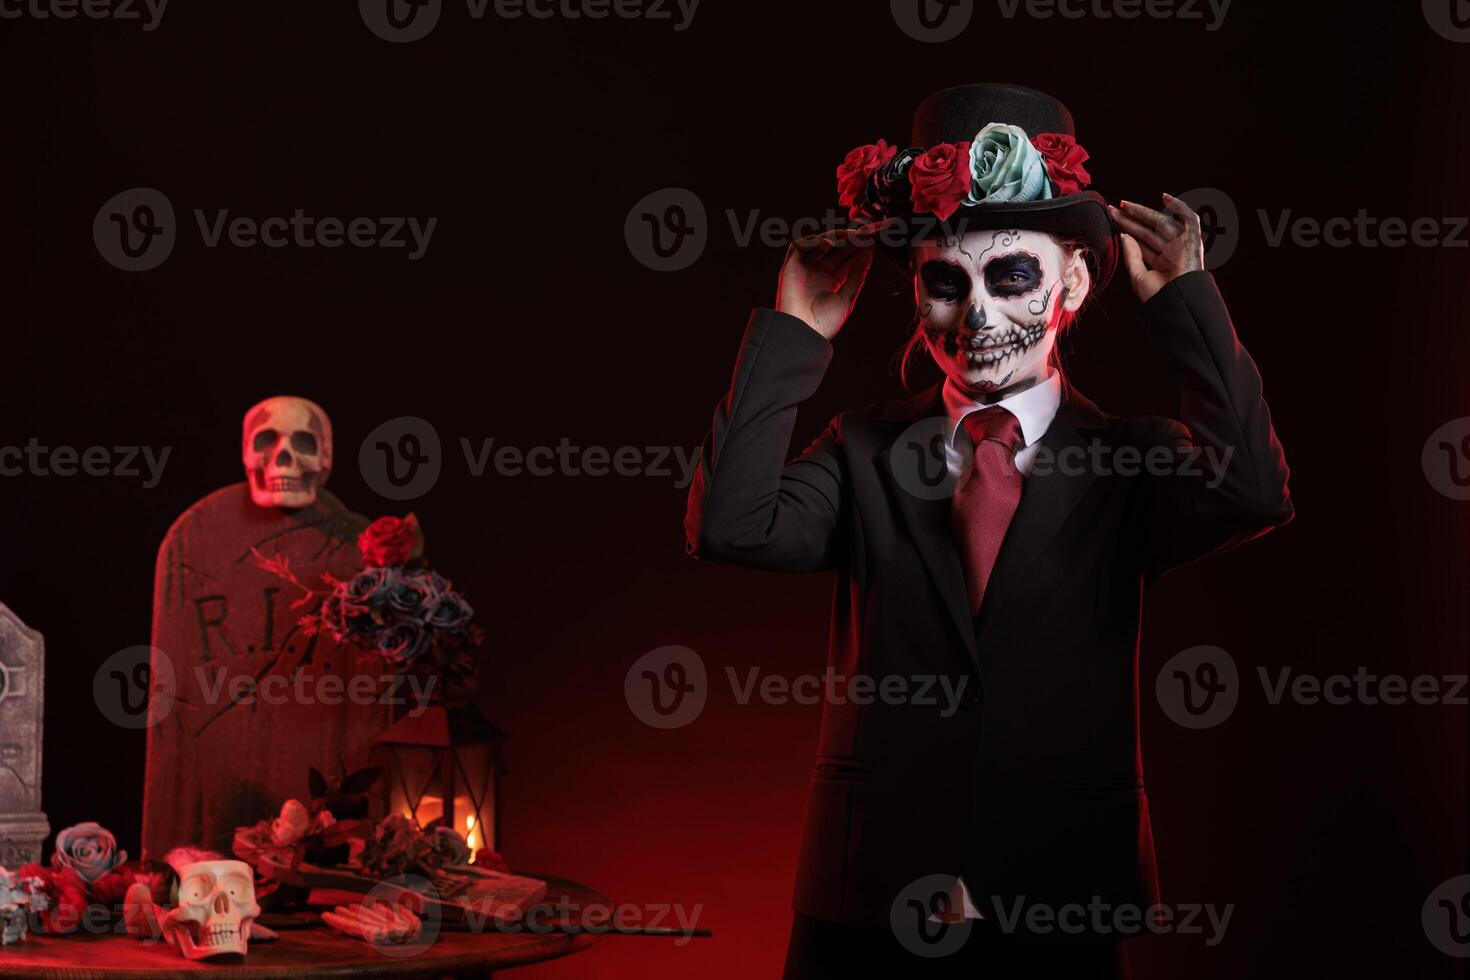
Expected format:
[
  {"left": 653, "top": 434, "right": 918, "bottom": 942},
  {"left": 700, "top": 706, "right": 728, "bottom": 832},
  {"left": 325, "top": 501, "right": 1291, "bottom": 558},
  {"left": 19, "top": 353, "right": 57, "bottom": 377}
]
[{"left": 912, "top": 229, "right": 1089, "bottom": 399}]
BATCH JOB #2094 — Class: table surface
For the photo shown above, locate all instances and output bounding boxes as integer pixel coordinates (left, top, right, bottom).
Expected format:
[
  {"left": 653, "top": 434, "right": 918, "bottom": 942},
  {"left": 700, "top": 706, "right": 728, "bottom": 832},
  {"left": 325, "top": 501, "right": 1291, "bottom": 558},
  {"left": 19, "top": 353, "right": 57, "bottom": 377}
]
[{"left": 0, "top": 873, "right": 606, "bottom": 979}]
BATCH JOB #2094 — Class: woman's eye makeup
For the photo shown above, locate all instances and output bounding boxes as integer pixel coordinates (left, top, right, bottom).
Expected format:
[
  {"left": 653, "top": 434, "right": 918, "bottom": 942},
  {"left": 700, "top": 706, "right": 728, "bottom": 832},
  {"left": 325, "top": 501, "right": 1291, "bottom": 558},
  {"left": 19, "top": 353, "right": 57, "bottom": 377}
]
[
  {"left": 982, "top": 252, "right": 1043, "bottom": 297},
  {"left": 920, "top": 261, "right": 971, "bottom": 302}
]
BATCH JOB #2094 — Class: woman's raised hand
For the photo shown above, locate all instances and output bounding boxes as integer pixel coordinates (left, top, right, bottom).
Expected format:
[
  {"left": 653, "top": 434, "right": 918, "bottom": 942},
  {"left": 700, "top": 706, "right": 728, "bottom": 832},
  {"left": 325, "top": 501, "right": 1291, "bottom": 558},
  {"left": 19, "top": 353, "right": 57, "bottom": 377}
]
[
  {"left": 1108, "top": 194, "right": 1206, "bottom": 303},
  {"left": 775, "top": 221, "right": 891, "bottom": 340}
]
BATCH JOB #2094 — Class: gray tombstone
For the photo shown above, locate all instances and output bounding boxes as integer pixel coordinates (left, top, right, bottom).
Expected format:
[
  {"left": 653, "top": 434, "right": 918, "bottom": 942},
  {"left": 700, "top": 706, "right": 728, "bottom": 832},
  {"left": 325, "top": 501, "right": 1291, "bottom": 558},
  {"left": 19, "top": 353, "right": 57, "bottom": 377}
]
[{"left": 0, "top": 604, "right": 50, "bottom": 866}]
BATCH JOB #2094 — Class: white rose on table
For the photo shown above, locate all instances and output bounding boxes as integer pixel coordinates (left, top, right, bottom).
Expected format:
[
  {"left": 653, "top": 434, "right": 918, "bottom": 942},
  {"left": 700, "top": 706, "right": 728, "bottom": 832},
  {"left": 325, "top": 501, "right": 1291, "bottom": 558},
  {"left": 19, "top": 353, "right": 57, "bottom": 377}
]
[{"left": 51, "top": 822, "right": 126, "bottom": 884}]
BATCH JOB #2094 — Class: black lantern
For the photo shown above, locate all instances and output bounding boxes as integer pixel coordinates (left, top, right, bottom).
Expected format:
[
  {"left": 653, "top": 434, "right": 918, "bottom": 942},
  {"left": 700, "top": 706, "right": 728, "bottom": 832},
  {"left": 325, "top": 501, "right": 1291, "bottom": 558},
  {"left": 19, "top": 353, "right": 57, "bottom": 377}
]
[{"left": 374, "top": 700, "right": 506, "bottom": 855}]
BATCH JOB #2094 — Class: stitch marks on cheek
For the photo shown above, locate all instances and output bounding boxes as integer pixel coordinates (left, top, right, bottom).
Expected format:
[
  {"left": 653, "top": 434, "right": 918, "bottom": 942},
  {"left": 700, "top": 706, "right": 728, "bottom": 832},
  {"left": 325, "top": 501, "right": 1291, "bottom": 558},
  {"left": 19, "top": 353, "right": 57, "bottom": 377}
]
[{"left": 1027, "top": 283, "right": 1056, "bottom": 317}]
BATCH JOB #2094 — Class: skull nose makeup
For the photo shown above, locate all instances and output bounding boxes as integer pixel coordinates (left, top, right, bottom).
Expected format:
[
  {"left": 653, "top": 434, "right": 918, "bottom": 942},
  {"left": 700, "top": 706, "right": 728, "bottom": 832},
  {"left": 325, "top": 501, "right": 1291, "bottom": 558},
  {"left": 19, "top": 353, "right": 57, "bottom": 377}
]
[{"left": 965, "top": 305, "right": 988, "bottom": 331}]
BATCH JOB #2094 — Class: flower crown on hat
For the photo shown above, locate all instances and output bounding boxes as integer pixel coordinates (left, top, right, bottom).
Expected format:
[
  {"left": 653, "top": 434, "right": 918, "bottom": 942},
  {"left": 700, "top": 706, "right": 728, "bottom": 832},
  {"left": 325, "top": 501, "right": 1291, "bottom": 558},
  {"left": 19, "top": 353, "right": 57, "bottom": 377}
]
[{"left": 837, "top": 123, "right": 1092, "bottom": 225}]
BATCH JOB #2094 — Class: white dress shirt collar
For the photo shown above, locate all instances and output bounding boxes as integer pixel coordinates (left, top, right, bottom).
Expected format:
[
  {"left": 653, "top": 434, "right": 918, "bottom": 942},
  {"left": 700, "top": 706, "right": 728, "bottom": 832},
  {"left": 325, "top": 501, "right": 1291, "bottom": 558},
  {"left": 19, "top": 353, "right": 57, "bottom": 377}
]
[{"left": 942, "top": 370, "right": 1064, "bottom": 449}]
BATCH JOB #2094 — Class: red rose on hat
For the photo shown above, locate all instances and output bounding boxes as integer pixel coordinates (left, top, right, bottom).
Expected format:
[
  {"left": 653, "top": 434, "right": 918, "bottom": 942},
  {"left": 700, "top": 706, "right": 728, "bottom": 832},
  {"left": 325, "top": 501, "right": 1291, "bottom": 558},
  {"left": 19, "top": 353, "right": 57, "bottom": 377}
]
[
  {"left": 908, "top": 141, "right": 972, "bottom": 221},
  {"left": 836, "top": 140, "right": 898, "bottom": 217},
  {"left": 1032, "top": 132, "right": 1091, "bottom": 197}
]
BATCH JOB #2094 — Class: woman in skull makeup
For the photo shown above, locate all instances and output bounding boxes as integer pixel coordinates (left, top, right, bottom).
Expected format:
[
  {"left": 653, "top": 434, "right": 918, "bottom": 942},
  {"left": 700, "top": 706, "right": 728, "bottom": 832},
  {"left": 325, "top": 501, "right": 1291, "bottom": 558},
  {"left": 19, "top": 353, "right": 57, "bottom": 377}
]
[
  {"left": 905, "top": 228, "right": 1091, "bottom": 399},
  {"left": 685, "top": 84, "right": 1291, "bottom": 978}
]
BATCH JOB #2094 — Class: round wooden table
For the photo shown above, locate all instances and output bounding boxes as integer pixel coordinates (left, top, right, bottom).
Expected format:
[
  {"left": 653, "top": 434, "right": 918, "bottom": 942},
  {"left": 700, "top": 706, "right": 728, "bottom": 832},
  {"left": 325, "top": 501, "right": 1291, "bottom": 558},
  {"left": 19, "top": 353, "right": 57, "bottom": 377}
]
[{"left": 0, "top": 874, "right": 606, "bottom": 979}]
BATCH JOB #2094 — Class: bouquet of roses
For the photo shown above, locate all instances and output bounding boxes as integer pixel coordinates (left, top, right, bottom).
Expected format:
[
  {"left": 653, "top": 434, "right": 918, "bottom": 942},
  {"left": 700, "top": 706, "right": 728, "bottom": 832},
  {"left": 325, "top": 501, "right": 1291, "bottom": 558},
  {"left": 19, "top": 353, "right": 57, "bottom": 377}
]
[{"left": 256, "top": 514, "right": 482, "bottom": 691}]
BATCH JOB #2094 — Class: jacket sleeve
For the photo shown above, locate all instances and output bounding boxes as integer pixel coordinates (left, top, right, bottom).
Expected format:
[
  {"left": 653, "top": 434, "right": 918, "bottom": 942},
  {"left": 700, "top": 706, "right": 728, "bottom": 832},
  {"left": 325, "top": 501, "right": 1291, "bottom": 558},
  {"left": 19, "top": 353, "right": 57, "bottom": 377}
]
[
  {"left": 1140, "top": 270, "right": 1293, "bottom": 578},
  {"left": 684, "top": 307, "right": 846, "bottom": 572}
]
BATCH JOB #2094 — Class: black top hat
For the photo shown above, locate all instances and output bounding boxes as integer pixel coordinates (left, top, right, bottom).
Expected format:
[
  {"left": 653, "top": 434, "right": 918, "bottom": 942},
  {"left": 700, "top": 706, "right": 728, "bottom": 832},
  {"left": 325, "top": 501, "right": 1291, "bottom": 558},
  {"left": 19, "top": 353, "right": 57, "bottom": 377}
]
[{"left": 844, "top": 82, "right": 1115, "bottom": 276}]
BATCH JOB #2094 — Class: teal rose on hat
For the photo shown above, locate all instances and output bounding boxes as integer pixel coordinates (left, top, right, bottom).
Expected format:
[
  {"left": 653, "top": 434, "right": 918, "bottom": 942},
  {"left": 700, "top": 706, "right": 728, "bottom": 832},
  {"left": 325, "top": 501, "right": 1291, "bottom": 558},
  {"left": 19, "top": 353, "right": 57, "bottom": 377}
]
[
  {"left": 50, "top": 822, "right": 127, "bottom": 884},
  {"left": 964, "top": 123, "right": 1053, "bottom": 205}
]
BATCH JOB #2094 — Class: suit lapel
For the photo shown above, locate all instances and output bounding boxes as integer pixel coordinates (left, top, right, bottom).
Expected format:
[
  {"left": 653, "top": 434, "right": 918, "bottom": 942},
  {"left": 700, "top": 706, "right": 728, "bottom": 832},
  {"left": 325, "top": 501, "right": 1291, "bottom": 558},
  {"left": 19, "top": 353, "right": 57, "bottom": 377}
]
[
  {"left": 878, "top": 383, "right": 1113, "bottom": 669},
  {"left": 976, "top": 389, "right": 1112, "bottom": 629},
  {"left": 878, "top": 384, "right": 980, "bottom": 669}
]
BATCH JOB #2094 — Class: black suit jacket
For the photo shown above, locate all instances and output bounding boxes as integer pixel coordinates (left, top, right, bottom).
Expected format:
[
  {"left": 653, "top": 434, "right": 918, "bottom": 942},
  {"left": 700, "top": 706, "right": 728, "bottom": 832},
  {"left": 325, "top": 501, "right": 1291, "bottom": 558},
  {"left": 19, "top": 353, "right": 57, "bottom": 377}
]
[{"left": 684, "top": 270, "right": 1292, "bottom": 929}]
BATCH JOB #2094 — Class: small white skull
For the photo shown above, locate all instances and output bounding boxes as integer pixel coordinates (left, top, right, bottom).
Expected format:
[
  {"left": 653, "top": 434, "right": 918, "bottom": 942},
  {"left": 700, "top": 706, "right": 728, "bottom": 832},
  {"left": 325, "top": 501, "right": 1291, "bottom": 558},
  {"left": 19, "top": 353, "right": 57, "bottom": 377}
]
[
  {"left": 242, "top": 396, "right": 332, "bottom": 509},
  {"left": 161, "top": 860, "right": 261, "bottom": 960}
]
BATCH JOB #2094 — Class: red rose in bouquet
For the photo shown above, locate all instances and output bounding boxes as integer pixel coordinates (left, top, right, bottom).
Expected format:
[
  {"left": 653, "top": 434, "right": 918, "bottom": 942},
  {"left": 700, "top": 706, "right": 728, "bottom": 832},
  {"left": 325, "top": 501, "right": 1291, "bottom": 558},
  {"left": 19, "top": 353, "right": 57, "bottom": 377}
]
[
  {"left": 258, "top": 512, "right": 482, "bottom": 691},
  {"left": 358, "top": 514, "right": 424, "bottom": 568}
]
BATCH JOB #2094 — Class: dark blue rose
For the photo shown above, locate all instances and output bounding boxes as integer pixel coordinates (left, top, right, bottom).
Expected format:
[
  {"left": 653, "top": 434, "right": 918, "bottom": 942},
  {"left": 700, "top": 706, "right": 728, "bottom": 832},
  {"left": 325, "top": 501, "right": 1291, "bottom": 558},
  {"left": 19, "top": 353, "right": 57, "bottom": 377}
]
[
  {"left": 375, "top": 621, "right": 429, "bottom": 665},
  {"left": 426, "top": 592, "right": 473, "bottom": 632},
  {"left": 385, "top": 572, "right": 435, "bottom": 617},
  {"left": 421, "top": 570, "right": 452, "bottom": 598},
  {"left": 345, "top": 567, "right": 395, "bottom": 610}
]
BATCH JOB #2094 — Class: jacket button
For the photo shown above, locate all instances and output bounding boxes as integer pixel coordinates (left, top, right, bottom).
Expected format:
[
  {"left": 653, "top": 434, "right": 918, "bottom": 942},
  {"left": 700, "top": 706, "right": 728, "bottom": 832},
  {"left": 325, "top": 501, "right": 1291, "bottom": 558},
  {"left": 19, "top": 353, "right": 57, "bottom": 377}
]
[{"left": 959, "top": 684, "right": 982, "bottom": 709}]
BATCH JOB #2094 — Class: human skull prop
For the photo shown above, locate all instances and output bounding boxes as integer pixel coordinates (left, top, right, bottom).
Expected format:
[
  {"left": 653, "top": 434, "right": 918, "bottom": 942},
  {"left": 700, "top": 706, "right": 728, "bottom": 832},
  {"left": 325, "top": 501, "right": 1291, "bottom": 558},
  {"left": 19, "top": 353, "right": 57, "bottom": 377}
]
[
  {"left": 242, "top": 396, "right": 332, "bottom": 509},
  {"left": 160, "top": 860, "right": 261, "bottom": 959}
]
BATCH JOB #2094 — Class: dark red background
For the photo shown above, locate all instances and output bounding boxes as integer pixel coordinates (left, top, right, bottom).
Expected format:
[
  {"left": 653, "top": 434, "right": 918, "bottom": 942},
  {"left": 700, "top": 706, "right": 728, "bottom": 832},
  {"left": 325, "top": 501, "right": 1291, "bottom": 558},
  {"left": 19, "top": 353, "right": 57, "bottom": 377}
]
[{"left": 4, "top": 2, "right": 1469, "bottom": 976}]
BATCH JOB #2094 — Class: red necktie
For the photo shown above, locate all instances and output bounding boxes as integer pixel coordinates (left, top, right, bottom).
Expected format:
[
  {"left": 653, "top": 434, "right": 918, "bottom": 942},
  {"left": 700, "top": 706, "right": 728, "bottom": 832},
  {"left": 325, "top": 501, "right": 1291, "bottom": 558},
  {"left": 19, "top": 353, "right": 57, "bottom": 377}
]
[{"left": 951, "top": 407, "right": 1026, "bottom": 617}]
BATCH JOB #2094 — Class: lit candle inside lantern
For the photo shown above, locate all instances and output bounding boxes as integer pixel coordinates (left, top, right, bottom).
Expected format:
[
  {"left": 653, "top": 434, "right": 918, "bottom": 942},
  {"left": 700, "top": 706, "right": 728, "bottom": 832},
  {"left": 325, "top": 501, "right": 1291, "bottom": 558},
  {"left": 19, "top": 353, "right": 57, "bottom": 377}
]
[
  {"left": 412, "top": 795, "right": 444, "bottom": 828},
  {"left": 465, "top": 814, "right": 478, "bottom": 851}
]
